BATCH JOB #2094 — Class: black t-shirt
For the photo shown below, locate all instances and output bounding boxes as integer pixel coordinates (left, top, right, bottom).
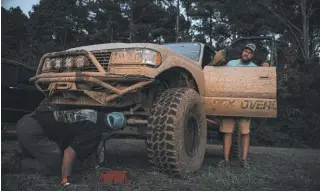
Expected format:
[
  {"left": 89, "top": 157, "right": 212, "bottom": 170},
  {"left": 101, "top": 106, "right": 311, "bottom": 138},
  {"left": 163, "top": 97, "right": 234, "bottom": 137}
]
[
  {"left": 29, "top": 98, "right": 115, "bottom": 159},
  {"left": 32, "top": 109, "right": 107, "bottom": 150}
]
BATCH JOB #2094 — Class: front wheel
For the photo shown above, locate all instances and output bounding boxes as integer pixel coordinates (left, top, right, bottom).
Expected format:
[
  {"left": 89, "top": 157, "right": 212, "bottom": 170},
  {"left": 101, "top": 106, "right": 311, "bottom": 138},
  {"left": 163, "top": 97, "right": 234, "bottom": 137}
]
[{"left": 146, "top": 88, "right": 207, "bottom": 176}]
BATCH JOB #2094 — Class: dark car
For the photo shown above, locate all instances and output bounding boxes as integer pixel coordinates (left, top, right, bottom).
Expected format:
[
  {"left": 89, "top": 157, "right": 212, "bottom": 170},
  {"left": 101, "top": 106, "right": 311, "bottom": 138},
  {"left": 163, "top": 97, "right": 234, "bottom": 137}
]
[{"left": 2, "top": 59, "right": 44, "bottom": 133}]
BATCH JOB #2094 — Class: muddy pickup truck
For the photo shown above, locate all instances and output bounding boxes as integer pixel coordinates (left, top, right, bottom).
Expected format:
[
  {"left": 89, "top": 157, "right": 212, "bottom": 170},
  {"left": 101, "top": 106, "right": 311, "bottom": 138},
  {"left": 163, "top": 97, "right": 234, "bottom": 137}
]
[{"left": 30, "top": 36, "right": 277, "bottom": 176}]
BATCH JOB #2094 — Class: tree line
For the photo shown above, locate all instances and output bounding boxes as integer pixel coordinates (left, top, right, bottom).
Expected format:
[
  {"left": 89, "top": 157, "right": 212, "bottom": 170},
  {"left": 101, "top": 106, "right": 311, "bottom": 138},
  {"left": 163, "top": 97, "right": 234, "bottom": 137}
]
[{"left": 3, "top": 0, "right": 319, "bottom": 64}]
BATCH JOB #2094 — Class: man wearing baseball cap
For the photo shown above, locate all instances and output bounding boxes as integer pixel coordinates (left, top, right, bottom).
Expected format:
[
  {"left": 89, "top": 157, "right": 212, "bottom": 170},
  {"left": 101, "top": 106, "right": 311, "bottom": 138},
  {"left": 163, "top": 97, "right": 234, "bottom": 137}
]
[
  {"left": 217, "top": 43, "right": 257, "bottom": 169},
  {"left": 226, "top": 43, "right": 257, "bottom": 67}
]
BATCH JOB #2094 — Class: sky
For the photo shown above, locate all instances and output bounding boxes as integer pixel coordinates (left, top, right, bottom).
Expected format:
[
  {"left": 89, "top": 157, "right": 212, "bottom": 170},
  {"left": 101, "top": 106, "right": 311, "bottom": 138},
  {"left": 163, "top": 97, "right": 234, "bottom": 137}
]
[{"left": 2, "top": 0, "right": 40, "bottom": 15}]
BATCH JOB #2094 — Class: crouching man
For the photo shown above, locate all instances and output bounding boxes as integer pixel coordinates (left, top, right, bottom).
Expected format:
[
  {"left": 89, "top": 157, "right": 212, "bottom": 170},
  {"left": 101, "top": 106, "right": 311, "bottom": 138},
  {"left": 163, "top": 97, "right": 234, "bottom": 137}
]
[{"left": 3, "top": 98, "right": 126, "bottom": 186}]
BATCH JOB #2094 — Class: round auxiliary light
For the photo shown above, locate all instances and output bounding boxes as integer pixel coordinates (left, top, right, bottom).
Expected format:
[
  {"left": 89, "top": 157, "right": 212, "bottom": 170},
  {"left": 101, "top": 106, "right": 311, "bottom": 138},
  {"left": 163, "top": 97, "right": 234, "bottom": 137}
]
[
  {"left": 65, "top": 57, "right": 73, "bottom": 68},
  {"left": 54, "top": 58, "right": 62, "bottom": 69},
  {"left": 43, "top": 58, "right": 52, "bottom": 70},
  {"left": 75, "top": 56, "right": 85, "bottom": 67}
]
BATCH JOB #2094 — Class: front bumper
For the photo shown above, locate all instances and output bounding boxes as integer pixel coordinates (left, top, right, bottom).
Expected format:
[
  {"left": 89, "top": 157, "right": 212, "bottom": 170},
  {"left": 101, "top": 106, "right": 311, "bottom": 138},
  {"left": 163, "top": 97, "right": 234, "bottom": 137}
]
[{"left": 30, "top": 49, "right": 156, "bottom": 106}]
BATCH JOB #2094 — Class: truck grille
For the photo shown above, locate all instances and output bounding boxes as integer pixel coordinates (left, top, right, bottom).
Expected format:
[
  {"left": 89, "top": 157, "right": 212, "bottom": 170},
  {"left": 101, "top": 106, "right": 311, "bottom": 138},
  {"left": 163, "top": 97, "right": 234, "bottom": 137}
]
[{"left": 82, "top": 51, "right": 112, "bottom": 72}]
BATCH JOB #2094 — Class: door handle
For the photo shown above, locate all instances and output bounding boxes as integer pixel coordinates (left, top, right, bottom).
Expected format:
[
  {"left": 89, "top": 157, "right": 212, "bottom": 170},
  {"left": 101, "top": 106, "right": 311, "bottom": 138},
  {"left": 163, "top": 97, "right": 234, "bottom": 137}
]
[{"left": 259, "top": 75, "right": 270, "bottom": 79}]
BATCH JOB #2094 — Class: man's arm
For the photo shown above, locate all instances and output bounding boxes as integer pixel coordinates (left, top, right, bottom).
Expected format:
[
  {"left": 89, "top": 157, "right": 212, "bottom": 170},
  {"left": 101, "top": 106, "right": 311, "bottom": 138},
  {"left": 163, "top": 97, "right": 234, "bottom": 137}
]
[{"left": 61, "top": 147, "right": 77, "bottom": 186}]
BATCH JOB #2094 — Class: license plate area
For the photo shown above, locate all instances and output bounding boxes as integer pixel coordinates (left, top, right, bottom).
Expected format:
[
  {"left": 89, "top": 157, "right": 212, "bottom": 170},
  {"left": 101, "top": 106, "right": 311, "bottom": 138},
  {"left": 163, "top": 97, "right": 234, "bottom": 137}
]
[{"left": 48, "top": 82, "right": 77, "bottom": 90}]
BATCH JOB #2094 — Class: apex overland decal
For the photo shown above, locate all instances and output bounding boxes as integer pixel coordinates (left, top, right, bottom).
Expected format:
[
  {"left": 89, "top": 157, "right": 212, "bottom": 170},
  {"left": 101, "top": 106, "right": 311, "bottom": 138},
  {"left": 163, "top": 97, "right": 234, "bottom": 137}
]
[
  {"left": 241, "top": 100, "right": 277, "bottom": 110},
  {"left": 207, "top": 98, "right": 277, "bottom": 110}
]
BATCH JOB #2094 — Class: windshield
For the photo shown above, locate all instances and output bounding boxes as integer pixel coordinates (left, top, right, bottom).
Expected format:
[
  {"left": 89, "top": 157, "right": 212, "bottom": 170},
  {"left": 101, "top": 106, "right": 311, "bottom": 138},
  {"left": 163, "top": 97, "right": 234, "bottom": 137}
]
[{"left": 161, "top": 43, "right": 201, "bottom": 62}]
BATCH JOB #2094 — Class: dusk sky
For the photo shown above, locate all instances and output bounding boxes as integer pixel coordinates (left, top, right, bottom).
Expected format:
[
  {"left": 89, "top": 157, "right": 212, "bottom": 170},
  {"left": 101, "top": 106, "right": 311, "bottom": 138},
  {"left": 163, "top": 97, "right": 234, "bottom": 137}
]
[{"left": 2, "top": 0, "right": 40, "bottom": 15}]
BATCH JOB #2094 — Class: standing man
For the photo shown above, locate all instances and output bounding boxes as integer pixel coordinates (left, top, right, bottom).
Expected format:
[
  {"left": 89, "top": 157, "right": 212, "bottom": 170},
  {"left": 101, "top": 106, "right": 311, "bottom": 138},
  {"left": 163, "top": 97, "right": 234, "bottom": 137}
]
[
  {"left": 217, "top": 43, "right": 257, "bottom": 169},
  {"left": 2, "top": 98, "right": 127, "bottom": 186}
]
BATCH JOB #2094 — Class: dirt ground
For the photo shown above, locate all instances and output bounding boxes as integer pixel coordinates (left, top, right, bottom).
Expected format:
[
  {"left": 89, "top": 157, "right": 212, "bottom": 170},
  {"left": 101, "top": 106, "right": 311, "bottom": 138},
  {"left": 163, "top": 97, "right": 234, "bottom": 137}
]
[{"left": 2, "top": 138, "right": 320, "bottom": 191}]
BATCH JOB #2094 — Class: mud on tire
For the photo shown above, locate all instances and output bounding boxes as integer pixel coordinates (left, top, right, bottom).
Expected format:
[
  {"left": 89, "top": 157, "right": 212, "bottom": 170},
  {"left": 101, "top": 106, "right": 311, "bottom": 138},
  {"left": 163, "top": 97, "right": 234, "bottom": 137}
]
[{"left": 146, "top": 88, "right": 207, "bottom": 176}]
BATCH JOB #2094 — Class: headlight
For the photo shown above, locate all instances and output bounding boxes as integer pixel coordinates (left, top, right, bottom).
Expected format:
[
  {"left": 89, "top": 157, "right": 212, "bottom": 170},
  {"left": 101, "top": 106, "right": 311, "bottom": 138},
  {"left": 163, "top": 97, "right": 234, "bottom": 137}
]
[{"left": 109, "top": 49, "right": 161, "bottom": 65}]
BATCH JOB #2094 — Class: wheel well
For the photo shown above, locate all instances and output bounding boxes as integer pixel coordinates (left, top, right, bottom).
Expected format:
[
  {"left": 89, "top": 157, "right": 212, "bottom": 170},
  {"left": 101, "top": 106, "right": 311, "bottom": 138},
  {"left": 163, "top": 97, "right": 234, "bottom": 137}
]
[{"left": 155, "top": 67, "right": 199, "bottom": 93}]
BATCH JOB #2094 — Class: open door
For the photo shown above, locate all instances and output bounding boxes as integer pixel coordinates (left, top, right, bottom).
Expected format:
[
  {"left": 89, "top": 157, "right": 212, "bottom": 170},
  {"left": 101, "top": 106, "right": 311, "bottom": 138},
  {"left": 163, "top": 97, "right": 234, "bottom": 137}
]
[{"left": 203, "top": 36, "right": 277, "bottom": 118}]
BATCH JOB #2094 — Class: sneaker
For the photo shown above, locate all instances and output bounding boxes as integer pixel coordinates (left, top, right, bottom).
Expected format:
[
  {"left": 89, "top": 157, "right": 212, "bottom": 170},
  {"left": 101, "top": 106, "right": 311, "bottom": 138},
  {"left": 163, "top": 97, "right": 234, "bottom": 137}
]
[
  {"left": 217, "top": 159, "right": 230, "bottom": 168},
  {"left": 240, "top": 159, "right": 250, "bottom": 169},
  {"left": 61, "top": 179, "right": 71, "bottom": 187},
  {"left": 60, "top": 175, "right": 81, "bottom": 187}
]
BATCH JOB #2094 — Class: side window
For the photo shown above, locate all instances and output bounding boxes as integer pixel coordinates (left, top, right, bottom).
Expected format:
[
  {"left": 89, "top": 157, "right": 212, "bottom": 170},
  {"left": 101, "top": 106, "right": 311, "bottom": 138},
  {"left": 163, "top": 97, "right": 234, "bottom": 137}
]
[{"left": 201, "top": 46, "right": 214, "bottom": 68}]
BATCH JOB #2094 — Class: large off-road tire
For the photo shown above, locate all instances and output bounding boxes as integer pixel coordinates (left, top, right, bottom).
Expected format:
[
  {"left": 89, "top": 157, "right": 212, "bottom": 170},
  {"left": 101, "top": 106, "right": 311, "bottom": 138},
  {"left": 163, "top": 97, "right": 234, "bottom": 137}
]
[{"left": 146, "top": 88, "right": 207, "bottom": 176}]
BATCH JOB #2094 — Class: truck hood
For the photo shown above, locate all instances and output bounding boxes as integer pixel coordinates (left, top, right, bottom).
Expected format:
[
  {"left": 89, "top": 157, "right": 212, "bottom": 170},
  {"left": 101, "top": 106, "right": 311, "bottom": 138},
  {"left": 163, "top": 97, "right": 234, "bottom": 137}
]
[{"left": 67, "top": 43, "right": 165, "bottom": 52}]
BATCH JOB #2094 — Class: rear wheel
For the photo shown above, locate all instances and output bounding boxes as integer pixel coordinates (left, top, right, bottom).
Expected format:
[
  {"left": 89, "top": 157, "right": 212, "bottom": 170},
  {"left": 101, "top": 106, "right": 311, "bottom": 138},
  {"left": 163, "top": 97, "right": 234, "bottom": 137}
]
[{"left": 146, "top": 88, "right": 207, "bottom": 176}]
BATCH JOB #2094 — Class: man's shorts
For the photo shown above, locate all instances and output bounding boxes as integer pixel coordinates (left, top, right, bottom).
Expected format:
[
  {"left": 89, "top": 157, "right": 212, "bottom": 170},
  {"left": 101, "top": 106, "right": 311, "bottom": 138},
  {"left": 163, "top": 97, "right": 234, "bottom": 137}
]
[
  {"left": 219, "top": 117, "right": 251, "bottom": 134},
  {"left": 67, "top": 121, "right": 102, "bottom": 161}
]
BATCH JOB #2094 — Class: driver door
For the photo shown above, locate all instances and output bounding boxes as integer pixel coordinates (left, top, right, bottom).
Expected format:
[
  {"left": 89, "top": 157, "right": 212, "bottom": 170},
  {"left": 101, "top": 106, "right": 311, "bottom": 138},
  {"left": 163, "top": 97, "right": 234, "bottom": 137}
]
[{"left": 203, "top": 37, "right": 277, "bottom": 118}]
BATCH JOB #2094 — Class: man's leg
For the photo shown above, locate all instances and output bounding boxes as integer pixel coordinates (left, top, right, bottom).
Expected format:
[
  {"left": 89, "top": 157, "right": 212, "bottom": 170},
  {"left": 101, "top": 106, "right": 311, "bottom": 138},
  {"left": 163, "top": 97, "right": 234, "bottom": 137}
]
[
  {"left": 217, "top": 118, "right": 235, "bottom": 167},
  {"left": 238, "top": 118, "right": 251, "bottom": 168},
  {"left": 223, "top": 133, "right": 233, "bottom": 160},
  {"left": 15, "top": 114, "right": 63, "bottom": 176}
]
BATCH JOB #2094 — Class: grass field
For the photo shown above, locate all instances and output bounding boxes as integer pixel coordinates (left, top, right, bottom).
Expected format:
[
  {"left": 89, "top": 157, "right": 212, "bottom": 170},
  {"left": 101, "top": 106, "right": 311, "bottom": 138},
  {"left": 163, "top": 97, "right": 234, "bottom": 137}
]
[{"left": 2, "top": 139, "right": 320, "bottom": 190}]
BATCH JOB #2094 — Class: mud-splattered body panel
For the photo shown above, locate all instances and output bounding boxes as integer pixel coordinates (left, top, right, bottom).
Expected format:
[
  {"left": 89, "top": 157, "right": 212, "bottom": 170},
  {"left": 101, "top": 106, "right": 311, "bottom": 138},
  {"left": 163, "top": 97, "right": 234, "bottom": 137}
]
[{"left": 203, "top": 66, "right": 277, "bottom": 117}]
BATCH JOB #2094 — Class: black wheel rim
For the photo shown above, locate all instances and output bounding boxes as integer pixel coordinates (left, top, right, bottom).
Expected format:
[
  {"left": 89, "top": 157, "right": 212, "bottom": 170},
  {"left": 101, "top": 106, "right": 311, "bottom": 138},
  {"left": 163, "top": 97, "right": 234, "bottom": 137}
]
[{"left": 184, "top": 115, "right": 200, "bottom": 157}]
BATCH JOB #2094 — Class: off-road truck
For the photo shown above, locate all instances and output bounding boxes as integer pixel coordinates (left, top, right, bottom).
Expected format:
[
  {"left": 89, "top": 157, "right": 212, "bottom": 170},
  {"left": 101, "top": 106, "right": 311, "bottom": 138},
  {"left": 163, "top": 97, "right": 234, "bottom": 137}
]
[{"left": 30, "top": 36, "right": 277, "bottom": 176}]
